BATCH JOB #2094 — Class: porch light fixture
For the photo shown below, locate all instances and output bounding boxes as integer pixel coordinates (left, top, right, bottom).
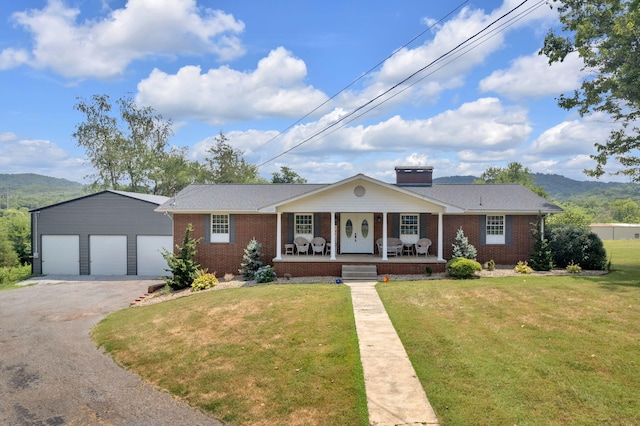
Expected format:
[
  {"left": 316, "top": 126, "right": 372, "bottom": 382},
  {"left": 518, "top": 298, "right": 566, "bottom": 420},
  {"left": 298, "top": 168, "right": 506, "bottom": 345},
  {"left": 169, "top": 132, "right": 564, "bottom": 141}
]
[{"left": 377, "top": 214, "right": 382, "bottom": 223}]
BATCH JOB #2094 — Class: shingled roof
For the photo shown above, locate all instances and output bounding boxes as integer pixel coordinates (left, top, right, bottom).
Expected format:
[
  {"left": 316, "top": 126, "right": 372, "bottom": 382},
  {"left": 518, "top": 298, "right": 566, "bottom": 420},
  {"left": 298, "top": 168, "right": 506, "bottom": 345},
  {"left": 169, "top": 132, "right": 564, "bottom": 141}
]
[
  {"left": 155, "top": 183, "right": 327, "bottom": 212},
  {"left": 408, "top": 184, "right": 563, "bottom": 213},
  {"left": 156, "top": 177, "right": 562, "bottom": 214}
]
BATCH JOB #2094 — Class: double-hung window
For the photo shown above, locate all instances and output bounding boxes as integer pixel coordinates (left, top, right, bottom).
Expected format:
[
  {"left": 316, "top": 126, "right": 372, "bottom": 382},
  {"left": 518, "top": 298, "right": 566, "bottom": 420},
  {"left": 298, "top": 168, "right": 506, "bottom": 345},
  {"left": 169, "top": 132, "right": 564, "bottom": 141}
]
[
  {"left": 295, "top": 214, "right": 313, "bottom": 239},
  {"left": 211, "top": 214, "right": 230, "bottom": 243},
  {"left": 400, "top": 214, "right": 419, "bottom": 243},
  {"left": 486, "top": 215, "right": 505, "bottom": 244}
]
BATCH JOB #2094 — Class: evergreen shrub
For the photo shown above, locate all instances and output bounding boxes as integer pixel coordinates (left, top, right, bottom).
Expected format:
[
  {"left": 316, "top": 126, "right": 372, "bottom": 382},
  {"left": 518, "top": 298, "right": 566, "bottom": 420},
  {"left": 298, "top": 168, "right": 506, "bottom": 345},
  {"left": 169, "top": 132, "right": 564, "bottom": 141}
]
[
  {"left": 446, "top": 257, "right": 482, "bottom": 279},
  {"left": 547, "top": 224, "right": 607, "bottom": 270}
]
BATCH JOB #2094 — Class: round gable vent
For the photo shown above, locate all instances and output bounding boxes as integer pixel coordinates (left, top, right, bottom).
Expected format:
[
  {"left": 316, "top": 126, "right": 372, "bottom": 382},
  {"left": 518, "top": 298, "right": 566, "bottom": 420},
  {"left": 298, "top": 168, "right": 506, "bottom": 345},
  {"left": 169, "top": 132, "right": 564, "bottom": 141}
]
[{"left": 354, "top": 185, "right": 366, "bottom": 197}]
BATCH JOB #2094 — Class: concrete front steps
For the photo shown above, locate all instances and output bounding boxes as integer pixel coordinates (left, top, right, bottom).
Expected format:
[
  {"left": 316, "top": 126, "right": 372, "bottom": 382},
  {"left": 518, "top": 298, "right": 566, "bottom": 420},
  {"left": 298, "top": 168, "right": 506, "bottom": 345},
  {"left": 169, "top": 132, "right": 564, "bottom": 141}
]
[{"left": 342, "top": 264, "right": 378, "bottom": 281}]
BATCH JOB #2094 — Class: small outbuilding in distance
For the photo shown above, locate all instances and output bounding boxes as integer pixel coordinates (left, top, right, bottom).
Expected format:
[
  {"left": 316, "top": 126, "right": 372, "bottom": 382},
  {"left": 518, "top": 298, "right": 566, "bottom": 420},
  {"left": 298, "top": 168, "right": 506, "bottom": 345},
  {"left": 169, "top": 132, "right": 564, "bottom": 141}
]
[
  {"left": 590, "top": 223, "right": 640, "bottom": 241},
  {"left": 30, "top": 190, "right": 173, "bottom": 276}
]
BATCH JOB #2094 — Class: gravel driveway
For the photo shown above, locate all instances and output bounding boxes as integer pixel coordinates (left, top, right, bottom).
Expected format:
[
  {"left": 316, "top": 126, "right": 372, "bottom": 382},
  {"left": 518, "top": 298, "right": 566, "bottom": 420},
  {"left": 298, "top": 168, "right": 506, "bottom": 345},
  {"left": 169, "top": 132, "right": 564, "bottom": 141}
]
[{"left": 0, "top": 276, "right": 222, "bottom": 426}]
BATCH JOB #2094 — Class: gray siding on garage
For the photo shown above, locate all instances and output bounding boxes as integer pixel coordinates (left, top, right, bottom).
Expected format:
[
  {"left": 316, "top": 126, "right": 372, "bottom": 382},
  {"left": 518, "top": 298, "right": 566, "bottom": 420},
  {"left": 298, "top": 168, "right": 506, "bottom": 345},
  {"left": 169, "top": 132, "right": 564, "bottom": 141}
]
[{"left": 31, "top": 191, "right": 172, "bottom": 275}]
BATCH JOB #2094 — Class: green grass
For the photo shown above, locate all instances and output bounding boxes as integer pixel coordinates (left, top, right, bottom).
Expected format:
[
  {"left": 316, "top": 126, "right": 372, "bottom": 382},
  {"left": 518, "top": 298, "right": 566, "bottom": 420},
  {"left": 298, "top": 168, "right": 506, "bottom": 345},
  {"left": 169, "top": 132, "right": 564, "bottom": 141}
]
[
  {"left": 0, "top": 264, "right": 32, "bottom": 290},
  {"left": 93, "top": 284, "right": 368, "bottom": 426},
  {"left": 93, "top": 240, "right": 640, "bottom": 425},
  {"left": 378, "top": 239, "right": 640, "bottom": 425}
]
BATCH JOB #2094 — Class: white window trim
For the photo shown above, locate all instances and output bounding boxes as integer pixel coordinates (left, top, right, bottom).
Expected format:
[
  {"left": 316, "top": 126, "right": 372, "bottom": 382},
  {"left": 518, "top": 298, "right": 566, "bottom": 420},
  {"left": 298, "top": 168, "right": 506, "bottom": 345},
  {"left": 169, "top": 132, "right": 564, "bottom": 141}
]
[
  {"left": 486, "top": 215, "right": 505, "bottom": 245},
  {"left": 294, "top": 213, "right": 314, "bottom": 240},
  {"left": 400, "top": 213, "right": 419, "bottom": 244},
  {"left": 211, "top": 214, "right": 230, "bottom": 243}
]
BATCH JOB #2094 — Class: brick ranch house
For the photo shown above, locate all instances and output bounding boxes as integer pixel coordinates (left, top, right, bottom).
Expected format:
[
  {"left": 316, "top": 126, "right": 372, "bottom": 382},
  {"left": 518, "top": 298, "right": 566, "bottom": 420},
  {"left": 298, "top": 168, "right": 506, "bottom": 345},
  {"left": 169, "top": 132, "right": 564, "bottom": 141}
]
[{"left": 156, "top": 166, "right": 563, "bottom": 278}]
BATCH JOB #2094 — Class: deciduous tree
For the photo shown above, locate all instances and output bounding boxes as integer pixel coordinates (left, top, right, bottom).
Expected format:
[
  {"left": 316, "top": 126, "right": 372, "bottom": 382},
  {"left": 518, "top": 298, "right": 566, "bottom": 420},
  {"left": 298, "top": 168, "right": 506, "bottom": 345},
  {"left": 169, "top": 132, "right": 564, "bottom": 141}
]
[
  {"left": 271, "top": 166, "right": 308, "bottom": 183},
  {"left": 546, "top": 202, "right": 594, "bottom": 227},
  {"left": 204, "top": 132, "right": 264, "bottom": 183},
  {"left": 73, "top": 94, "right": 199, "bottom": 195},
  {"left": 540, "top": 0, "right": 640, "bottom": 181},
  {"left": 609, "top": 198, "right": 640, "bottom": 222},
  {"left": 476, "top": 162, "right": 548, "bottom": 197}
]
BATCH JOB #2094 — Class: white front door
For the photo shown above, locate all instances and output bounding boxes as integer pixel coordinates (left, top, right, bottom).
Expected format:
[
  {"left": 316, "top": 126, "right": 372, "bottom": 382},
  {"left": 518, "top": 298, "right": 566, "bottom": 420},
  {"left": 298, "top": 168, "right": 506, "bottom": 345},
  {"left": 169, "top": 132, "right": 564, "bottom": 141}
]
[{"left": 340, "top": 213, "right": 374, "bottom": 253}]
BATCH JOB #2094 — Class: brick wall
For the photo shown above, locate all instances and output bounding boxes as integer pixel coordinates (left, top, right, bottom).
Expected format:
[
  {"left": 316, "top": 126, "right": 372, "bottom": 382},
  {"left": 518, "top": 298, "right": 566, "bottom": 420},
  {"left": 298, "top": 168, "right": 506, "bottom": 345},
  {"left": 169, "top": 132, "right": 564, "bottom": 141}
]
[
  {"left": 173, "top": 212, "right": 537, "bottom": 278},
  {"left": 442, "top": 215, "right": 537, "bottom": 265},
  {"left": 174, "top": 213, "right": 278, "bottom": 277},
  {"left": 273, "top": 261, "right": 445, "bottom": 277}
]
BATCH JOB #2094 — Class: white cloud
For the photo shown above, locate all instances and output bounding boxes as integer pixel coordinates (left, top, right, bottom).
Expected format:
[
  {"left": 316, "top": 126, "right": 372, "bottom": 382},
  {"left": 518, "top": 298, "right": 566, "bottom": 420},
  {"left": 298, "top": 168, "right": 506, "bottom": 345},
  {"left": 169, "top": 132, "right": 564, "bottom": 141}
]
[
  {"left": 2, "top": 0, "right": 245, "bottom": 79},
  {"left": 136, "top": 47, "right": 328, "bottom": 124},
  {"left": 293, "top": 98, "right": 529, "bottom": 159},
  {"left": 0, "top": 133, "right": 89, "bottom": 181},
  {"left": 529, "top": 114, "right": 618, "bottom": 156},
  {"left": 479, "top": 51, "right": 586, "bottom": 98},
  {"left": 339, "top": 1, "right": 555, "bottom": 110},
  {"left": 186, "top": 97, "right": 531, "bottom": 182},
  {"left": 0, "top": 48, "right": 30, "bottom": 70}
]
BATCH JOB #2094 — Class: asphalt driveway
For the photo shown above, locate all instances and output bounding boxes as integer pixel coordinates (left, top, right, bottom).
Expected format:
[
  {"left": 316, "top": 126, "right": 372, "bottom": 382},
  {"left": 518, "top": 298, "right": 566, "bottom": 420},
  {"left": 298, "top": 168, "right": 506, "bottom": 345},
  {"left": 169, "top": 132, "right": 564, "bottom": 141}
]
[{"left": 0, "top": 276, "right": 221, "bottom": 426}]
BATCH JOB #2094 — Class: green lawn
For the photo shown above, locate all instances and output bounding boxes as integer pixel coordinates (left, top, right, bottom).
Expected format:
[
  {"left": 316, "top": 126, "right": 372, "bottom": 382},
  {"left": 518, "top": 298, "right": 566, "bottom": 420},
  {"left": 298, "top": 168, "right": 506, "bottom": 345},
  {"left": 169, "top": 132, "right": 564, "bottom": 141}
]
[
  {"left": 378, "top": 239, "right": 640, "bottom": 425},
  {"left": 93, "top": 240, "right": 640, "bottom": 425},
  {"left": 92, "top": 284, "right": 368, "bottom": 426}
]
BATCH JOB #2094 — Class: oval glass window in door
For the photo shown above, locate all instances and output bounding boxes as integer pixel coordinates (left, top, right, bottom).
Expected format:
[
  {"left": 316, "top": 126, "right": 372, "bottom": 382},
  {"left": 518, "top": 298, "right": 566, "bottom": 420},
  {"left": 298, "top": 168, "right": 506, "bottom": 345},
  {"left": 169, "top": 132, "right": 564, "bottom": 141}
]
[
  {"left": 345, "top": 219, "right": 353, "bottom": 238},
  {"left": 361, "top": 219, "right": 369, "bottom": 238}
]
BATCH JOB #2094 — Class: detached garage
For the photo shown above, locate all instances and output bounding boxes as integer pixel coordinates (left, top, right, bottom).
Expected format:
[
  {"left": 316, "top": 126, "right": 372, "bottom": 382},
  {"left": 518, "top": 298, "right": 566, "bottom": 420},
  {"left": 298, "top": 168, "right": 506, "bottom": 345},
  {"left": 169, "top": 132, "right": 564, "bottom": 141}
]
[{"left": 30, "top": 190, "right": 173, "bottom": 276}]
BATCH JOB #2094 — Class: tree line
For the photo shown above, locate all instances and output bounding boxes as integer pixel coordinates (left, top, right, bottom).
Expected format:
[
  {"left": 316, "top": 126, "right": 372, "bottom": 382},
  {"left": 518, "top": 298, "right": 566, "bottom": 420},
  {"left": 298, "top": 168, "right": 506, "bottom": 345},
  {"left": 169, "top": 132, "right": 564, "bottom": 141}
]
[
  {"left": 73, "top": 94, "right": 306, "bottom": 197},
  {"left": 475, "top": 162, "right": 640, "bottom": 224}
]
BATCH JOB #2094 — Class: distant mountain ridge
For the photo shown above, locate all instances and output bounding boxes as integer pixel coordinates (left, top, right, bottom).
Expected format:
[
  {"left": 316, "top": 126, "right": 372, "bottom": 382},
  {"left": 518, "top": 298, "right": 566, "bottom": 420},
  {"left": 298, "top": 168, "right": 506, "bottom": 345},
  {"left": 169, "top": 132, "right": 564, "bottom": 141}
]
[
  {"left": 1, "top": 172, "right": 638, "bottom": 210},
  {"left": 0, "top": 173, "right": 84, "bottom": 189},
  {"left": 0, "top": 173, "right": 85, "bottom": 209},
  {"left": 434, "top": 173, "right": 639, "bottom": 202}
]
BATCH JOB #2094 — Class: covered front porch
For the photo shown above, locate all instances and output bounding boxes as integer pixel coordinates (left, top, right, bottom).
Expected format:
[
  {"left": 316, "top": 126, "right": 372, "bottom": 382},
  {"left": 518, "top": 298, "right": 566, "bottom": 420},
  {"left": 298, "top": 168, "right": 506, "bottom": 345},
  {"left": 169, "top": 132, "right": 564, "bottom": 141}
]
[
  {"left": 272, "top": 211, "right": 446, "bottom": 262},
  {"left": 259, "top": 174, "right": 456, "bottom": 277},
  {"left": 272, "top": 252, "right": 446, "bottom": 278},
  {"left": 275, "top": 252, "right": 441, "bottom": 263}
]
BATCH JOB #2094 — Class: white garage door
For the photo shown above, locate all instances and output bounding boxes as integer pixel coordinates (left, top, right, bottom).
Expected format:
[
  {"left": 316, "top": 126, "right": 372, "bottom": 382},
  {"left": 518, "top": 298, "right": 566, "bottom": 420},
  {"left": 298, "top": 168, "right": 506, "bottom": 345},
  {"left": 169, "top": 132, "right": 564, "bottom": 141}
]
[
  {"left": 90, "top": 235, "right": 127, "bottom": 275},
  {"left": 41, "top": 235, "right": 79, "bottom": 275},
  {"left": 137, "top": 236, "right": 172, "bottom": 276}
]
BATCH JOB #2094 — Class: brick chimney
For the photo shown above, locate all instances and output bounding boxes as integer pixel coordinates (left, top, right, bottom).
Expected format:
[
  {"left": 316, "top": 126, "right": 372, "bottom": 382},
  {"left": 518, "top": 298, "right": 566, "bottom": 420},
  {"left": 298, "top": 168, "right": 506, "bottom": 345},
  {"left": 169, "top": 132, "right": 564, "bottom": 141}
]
[{"left": 395, "top": 166, "right": 433, "bottom": 186}]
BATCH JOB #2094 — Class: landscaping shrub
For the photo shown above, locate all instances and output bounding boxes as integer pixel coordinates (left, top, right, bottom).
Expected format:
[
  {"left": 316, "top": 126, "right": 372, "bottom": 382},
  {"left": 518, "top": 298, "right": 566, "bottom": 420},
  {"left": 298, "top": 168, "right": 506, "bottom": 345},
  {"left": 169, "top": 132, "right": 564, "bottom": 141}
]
[
  {"left": 446, "top": 257, "right": 482, "bottom": 279},
  {"left": 514, "top": 261, "right": 533, "bottom": 274},
  {"left": 239, "top": 238, "right": 263, "bottom": 280},
  {"left": 191, "top": 272, "right": 219, "bottom": 292},
  {"left": 547, "top": 224, "right": 607, "bottom": 270},
  {"left": 529, "top": 214, "right": 553, "bottom": 271},
  {"left": 529, "top": 237, "right": 554, "bottom": 271},
  {"left": 566, "top": 262, "right": 582, "bottom": 274},
  {"left": 452, "top": 227, "right": 477, "bottom": 260},
  {"left": 161, "top": 224, "right": 202, "bottom": 290},
  {"left": 254, "top": 265, "right": 276, "bottom": 283},
  {"left": 486, "top": 259, "right": 495, "bottom": 271}
]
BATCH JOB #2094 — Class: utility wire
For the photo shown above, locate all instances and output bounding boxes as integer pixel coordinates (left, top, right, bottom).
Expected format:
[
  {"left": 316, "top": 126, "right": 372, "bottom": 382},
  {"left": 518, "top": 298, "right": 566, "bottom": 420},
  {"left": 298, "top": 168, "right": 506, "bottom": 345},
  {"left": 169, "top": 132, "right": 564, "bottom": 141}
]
[
  {"left": 325, "top": 0, "right": 548, "bottom": 135},
  {"left": 257, "top": 0, "right": 533, "bottom": 168},
  {"left": 253, "top": 0, "right": 470, "bottom": 152}
]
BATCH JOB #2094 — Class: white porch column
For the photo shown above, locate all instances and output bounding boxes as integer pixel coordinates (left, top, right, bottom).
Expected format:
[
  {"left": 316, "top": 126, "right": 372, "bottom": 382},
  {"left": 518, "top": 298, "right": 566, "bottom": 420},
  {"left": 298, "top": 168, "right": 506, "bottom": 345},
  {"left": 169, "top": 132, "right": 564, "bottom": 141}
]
[
  {"left": 330, "top": 211, "right": 337, "bottom": 260},
  {"left": 437, "top": 212, "right": 444, "bottom": 261},
  {"left": 382, "top": 212, "right": 388, "bottom": 261},
  {"left": 275, "top": 212, "right": 282, "bottom": 260}
]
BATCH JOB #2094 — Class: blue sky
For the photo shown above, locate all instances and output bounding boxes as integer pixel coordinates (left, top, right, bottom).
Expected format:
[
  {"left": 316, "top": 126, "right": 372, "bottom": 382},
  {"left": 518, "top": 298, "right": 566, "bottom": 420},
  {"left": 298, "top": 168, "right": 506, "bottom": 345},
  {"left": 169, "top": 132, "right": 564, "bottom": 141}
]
[{"left": 0, "top": 0, "right": 627, "bottom": 184}]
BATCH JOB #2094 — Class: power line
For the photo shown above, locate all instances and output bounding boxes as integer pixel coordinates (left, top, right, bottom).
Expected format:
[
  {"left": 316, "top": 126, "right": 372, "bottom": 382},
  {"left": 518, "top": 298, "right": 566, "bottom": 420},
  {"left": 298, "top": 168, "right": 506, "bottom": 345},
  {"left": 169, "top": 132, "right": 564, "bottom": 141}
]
[
  {"left": 257, "top": 0, "right": 534, "bottom": 168},
  {"left": 325, "top": 0, "right": 548, "bottom": 135},
  {"left": 252, "top": 0, "right": 470, "bottom": 153}
]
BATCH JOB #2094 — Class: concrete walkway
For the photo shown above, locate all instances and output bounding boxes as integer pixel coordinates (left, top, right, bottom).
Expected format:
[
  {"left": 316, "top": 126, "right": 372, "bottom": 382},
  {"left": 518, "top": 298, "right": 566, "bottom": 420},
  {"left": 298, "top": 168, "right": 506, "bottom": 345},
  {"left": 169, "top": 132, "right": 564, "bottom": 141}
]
[{"left": 345, "top": 281, "right": 438, "bottom": 426}]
